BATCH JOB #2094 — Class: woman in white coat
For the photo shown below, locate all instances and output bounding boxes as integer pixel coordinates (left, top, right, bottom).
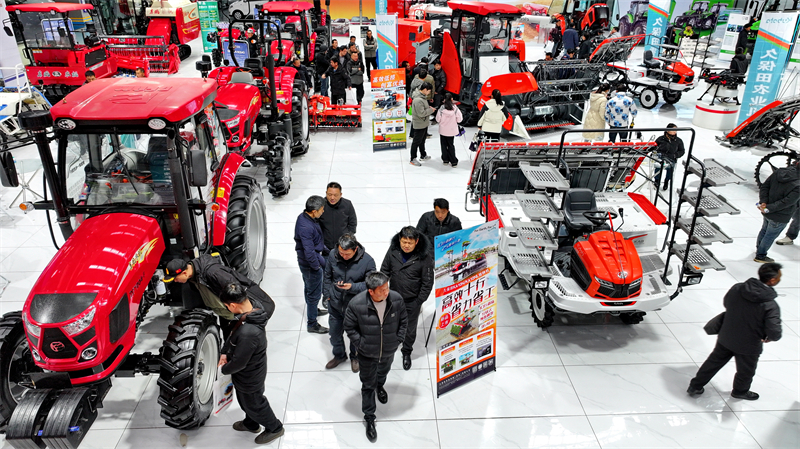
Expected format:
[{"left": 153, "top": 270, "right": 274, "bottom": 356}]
[
  {"left": 583, "top": 84, "right": 609, "bottom": 141},
  {"left": 477, "top": 89, "right": 510, "bottom": 141}
]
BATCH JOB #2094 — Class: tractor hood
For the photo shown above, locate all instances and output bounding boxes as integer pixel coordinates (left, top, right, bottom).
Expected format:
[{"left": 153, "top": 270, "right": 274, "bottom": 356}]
[{"left": 574, "top": 231, "right": 643, "bottom": 285}]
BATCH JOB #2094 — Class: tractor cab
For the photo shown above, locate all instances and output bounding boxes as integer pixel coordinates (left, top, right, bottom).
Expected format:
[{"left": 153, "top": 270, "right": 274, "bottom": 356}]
[
  {"left": 580, "top": 3, "right": 609, "bottom": 32},
  {"left": 257, "top": 1, "right": 322, "bottom": 65}
]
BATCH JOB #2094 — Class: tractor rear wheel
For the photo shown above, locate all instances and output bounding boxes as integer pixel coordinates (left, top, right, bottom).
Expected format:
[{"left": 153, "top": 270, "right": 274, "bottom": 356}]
[
  {"left": 0, "top": 312, "right": 41, "bottom": 430},
  {"left": 178, "top": 44, "right": 192, "bottom": 61},
  {"left": 531, "top": 289, "right": 554, "bottom": 329},
  {"left": 639, "top": 88, "right": 659, "bottom": 109},
  {"left": 663, "top": 90, "right": 682, "bottom": 104},
  {"left": 221, "top": 175, "right": 268, "bottom": 283},
  {"left": 458, "top": 103, "right": 480, "bottom": 126},
  {"left": 157, "top": 310, "right": 220, "bottom": 430},
  {"left": 620, "top": 312, "right": 645, "bottom": 325},
  {"left": 290, "top": 87, "right": 310, "bottom": 156},
  {"left": 618, "top": 17, "right": 631, "bottom": 36},
  {"left": 266, "top": 132, "right": 292, "bottom": 198}
]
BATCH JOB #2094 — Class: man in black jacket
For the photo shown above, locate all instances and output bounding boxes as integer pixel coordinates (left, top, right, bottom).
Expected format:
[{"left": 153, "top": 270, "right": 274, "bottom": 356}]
[
  {"left": 291, "top": 56, "right": 312, "bottom": 90},
  {"left": 416, "top": 198, "right": 463, "bottom": 254},
  {"left": 653, "top": 123, "right": 686, "bottom": 191},
  {"left": 218, "top": 284, "right": 284, "bottom": 445},
  {"left": 431, "top": 60, "right": 447, "bottom": 112},
  {"left": 688, "top": 263, "right": 783, "bottom": 401},
  {"left": 164, "top": 254, "right": 274, "bottom": 338},
  {"left": 755, "top": 160, "right": 800, "bottom": 263},
  {"left": 380, "top": 226, "right": 433, "bottom": 370},
  {"left": 344, "top": 272, "right": 408, "bottom": 443},
  {"left": 318, "top": 182, "right": 358, "bottom": 251},
  {"left": 321, "top": 57, "right": 351, "bottom": 105},
  {"left": 324, "top": 234, "right": 376, "bottom": 372},
  {"left": 318, "top": 39, "right": 339, "bottom": 95},
  {"left": 294, "top": 195, "right": 330, "bottom": 334}
]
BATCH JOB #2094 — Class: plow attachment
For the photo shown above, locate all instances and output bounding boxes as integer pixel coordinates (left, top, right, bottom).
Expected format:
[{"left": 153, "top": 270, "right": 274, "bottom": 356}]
[{"left": 309, "top": 95, "right": 362, "bottom": 129}]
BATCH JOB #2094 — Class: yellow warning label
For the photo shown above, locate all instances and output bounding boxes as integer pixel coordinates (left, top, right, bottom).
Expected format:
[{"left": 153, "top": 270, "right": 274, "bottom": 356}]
[{"left": 216, "top": 187, "right": 225, "bottom": 198}]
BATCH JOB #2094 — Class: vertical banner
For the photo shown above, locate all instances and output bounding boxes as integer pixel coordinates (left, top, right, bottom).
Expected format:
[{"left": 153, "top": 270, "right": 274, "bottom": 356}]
[
  {"left": 645, "top": 0, "right": 670, "bottom": 56},
  {"left": 371, "top": 68, "right": 407, "bottom": 151},
  {"left": 376, "top": 0, "right": 387, "bottom": 15},
  {"left": 198, "top": 1, "right": 219, "bottom": 53},
  {"left": 719, "top": 13, "right": 751, "bottom": 61},
  {"left": 737, "top": 12, "right": 800, "bottom": 125},
  {"left": 434, "top": 221, "right": 500, "bottom": 397},
  {"left": 376, "top": 14, "right": 398, "bottom": 69}
]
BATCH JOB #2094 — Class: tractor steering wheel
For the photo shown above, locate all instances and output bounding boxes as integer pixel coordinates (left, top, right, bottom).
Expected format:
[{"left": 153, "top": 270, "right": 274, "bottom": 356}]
[{"left": 583, "top": 210, "right": 618, "bottom": 227}]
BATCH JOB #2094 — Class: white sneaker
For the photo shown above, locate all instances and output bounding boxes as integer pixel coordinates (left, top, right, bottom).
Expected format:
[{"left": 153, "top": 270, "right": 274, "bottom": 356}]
[
  {"left": 775, "top": 236, "right": 794, "bottom": 245},
  {"left": 421, "top": 155, "right": 432, "bottom": 161},
  {"left": 410, "top": 159, "right": 421, "bottom": 166}
]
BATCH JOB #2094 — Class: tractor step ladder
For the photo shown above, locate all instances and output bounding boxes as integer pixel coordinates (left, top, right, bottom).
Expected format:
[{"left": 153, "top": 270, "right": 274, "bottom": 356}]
[
  {"left": 519, "top": 162, "right": 571, "bottom": 191},
  {"left": 515, "top": 192, "right": 564, "bottom": 221},
  {"left": 686, "top": 158, "right": 747, "bottom": 186},
  {"left": 677, "top": 216, "right": 733, "bottom": 245},
  {"left": 511, "top": 218, "right": 558, "bottom": 250},
  {"left": 670, "top": 243, "right": 726, "bottom": 272},
  {"left": 681, "top": 188, "right": 740, "bottom": 217},
  {"left": 501, "top": 236, "right": 555, "bottom": 279}
]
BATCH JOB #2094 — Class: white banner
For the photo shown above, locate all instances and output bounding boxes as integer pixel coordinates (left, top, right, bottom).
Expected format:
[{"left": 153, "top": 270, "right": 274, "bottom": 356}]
[{"left": 719, "top": 13, "right": 751, "bottom": 61}]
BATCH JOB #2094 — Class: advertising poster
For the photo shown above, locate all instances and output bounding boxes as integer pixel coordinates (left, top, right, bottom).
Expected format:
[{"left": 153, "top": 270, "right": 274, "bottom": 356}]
[
  {"left": 376, "top": 14, "right": 398, "bottom": 69},
  {"left": 221, "top": 38, "right": 250, "bottom": 64},
  {"left": 434, "top": 221, "right": 500, "bottom": 397},
  {"left": 645, "top": 0, "right": 671, "bottom": 55},
  {"left": 738, "top": 11, "right": 800, "bottom": 125},
  {"left": 720, "top": 13, "right": 751, "bottom": 60},
  {"left": 329, "top": 0, "right": 377, "bottom": 37},
  {"left": 671, "top": 0, "right": 734, "bottom": 38},
  {"left": 371, "top": 68, "right": 406, "bottom": 151},
  {"left": 198, "top": 1, "right": 219, "bottom": 53}
]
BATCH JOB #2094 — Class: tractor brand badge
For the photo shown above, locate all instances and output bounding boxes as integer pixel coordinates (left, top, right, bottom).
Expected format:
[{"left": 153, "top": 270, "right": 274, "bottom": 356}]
[
  {"left": 122, "top": 238, "right": 160, "bottom": 281},
  {"left": 50, "top": 341, "right": 65, "bottom": 352},
  {"left": 617, "top": 271, "right": 628, "bottom": 280}
]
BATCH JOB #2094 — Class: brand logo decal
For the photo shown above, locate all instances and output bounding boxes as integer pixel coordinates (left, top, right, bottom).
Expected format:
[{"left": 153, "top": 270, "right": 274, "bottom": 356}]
[
  {"left": 50, "top": 341, "right": 65, "bottom": 352},
  {"left": 123, "top": 238, "right": 160, "bottom": 280}
]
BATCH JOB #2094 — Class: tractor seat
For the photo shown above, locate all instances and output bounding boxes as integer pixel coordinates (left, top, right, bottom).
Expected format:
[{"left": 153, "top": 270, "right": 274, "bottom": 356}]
[
  {"left": 642, "top": 50, "right": 660, "bottom": 70},
  {"left": 230, "top": 71, "right": 255, "bottom": 84},
  {"left": 562, "top": 188, "right": 597, "bottom": 231},
  {"left": 243, "top": 58, "right": 264, "bottom": 77}
]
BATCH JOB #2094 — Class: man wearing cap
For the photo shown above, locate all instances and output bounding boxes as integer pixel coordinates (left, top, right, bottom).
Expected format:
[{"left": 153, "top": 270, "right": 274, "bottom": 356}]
[{"left": 164, "top": 254, "right": 275, "bottom": 337}]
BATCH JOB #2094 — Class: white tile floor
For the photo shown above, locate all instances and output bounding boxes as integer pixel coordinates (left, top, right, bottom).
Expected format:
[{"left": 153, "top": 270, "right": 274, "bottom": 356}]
[{"left": 0, "top": 39, "right": 799, "bottom": 448}]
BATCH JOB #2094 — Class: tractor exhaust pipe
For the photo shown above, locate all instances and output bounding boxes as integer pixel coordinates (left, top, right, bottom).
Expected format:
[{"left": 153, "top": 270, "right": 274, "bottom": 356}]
[
  {"left": 265, "top": 45, "right": 279, "bottom": 120},
  {"left": 18, "top": 110, "right": 73, "bottom": 240}
]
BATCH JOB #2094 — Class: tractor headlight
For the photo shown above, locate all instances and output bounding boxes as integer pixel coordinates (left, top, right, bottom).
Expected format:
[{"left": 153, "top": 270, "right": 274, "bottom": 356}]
[
  {"left": 534, "top": 106, "right": 554, "bottom": 116},
  {"left": 148, "top": 118, "right": 167, "bottom": 130},
  {"left": 23, "top": 313, "right": 40, "bottom": 338},
  {"left": 61, "top": 307, "right": 95, "bottom": 336},
  {"left": 81, "top": 346, "right": 98, "bottom": 361},
  {"left": 630, "top": 278, "right": 642, "bottom": 288},
  {"left": 31, "top": 348, "right": 42, "bottom": 362},
  {"left": 226, "top": 117, "right": 240, "bottom": 128},
  {"left": 594, "top": 276, "right": 615, "bottom": 289}
]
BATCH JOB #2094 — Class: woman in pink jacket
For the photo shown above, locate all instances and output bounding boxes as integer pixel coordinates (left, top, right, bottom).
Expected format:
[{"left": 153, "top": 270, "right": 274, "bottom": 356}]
[{"left": 435, "top": 93, "right": 463, "bottom": 167}]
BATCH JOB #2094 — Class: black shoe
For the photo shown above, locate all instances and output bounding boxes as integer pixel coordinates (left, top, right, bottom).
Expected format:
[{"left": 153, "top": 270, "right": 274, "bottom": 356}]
[
  {"left": 402, "top": 353, "right": 411, "bottom": 371},
  {"left": 687, "top": 386, "right": 704, "bottom": 396},
  {"left": 451, "top": 162, "right": 458, "bottom": 167},
  {"left": 376, "top": 386, "right": 388, "bottom": 404},
  {"left": 365, "top": 419, "right": 377, "bottom": 442},
  {"left": 233, "top": 421, "right": 260, "bottom": 433},
  {"left": 317, "top": 308, "right": 329, "bottom": 316},
  {"left": 307, "top": 323, "right": 329, "bottom": 334},
  {"left": 731, "top": 390, "right": 759, "bottom": 400},
  {"left": 255, "top": 426, "right": 285, "bottom": 444}
]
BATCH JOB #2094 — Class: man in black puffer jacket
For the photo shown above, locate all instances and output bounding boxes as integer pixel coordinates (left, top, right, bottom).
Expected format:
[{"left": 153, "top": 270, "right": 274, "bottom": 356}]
[
  {"left": 688, "top": 263, "right": 783, "bottom": 401},
  {"left": 319, "top": 181, "right": 358, "bottom": 251},
  {"left": 653, "top": 123, "right": 686, "bottom": 191},
  {"left": 380, "top": 226, "right": 433, "bottom": 370},
  {"left": 219, "top": 284, "right": 283, "bottom": 445},
  {"left": 755, "top": 160, "right": 800, "bottom": 263},
  {"left": 416, "top": 198, "right": 462, "bottom": 255},
  {"left": 344, "top": 272, "right": 407, "bottom": 443},
  {"left": 324, "top": 234, "right": 376, "bottom": 373}
]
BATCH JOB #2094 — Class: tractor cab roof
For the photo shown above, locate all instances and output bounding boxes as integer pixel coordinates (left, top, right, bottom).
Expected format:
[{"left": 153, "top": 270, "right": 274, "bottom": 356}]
[
  {"left": 448, "top": 1, "right": 522, "bottom": 16},
  {"left": 6, "top": 3, "right": 94, "bottom": 13},
  {"left": 50, "top": 78, "right": 217, "bottom": 125},
  {"left": 260, "top": 1, "right": 314, "bottom": 13}
]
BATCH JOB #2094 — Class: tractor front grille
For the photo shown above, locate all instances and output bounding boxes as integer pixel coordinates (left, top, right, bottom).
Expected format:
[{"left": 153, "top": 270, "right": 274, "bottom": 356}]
[
  {"left": 41, "top": 327, "right": 78, "bottom": 359},
  {"left": 597, "top": 282, "right": 641, "bottom": 299}
]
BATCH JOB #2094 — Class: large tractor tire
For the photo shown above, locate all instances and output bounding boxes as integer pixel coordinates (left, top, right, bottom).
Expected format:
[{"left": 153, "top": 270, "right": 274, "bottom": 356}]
[
  {"left": 618, "top": 16, "right": 631, "bottom": 36},
  {"left": 639, "top": 88, "right": 659, "bottom": 109},
  {"left": 290, "top": 84, "right": 311, "bottom": 156},
  {"left": 266, "top": 132, "right": 292, "bottom": 198},
  {"left": 663, "top": 90, "right": 682, "bottom": 105},
  {"left": 221, "top": 175, "right": 268, "bottom": 283},
  {"left": 0, "top": 312, "right": 42, "bottom": 430},
  {"left": 157, "top": 310, "right": 220, "bottom": 430},
  {"left": 754, "top": 150, "right": 799, "bottom": 187},
  {"left": 458, "top": 103, "right": 480, "bottom": 127}
]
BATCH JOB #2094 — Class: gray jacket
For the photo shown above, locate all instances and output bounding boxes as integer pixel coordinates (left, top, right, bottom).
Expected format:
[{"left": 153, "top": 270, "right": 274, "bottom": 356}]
[
  {"left": 363, "top": 36, "right": 378, "bottom": 58},
  {"left": 409, "top": 74, "right": 435, "bottom": 100},
  {"left": 411, "top": 90, "right": 435, "bottom": 130},
  {"left": 346, "top": 57, "right": 365, "bottom": 85}
]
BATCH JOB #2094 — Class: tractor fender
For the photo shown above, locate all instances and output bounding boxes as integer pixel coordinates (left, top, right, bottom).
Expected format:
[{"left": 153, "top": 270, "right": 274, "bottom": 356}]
[
  {"left": 478, "top": 72, "right": 539, "bottom": 109},
  {"left": 212, "top": 152, "right": 246, "bottom": 247},
  {"left": 274, "top": 67, "right": 299, "bottom": 114}
]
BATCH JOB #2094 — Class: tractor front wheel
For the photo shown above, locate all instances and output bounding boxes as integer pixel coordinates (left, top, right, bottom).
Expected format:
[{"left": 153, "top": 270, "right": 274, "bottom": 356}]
[
  {"left": 663, "top": 90, "right": 682, "bottom": 104},
  {"left": 290, "top": 87, "right": 310, "bottom": 156},
  {"left": 639, "top": 88, "right": 659, "bottom": 109},
  {"left": 267, "top": 132, "right": 292, "bottom": 198},
  {"left": 221, "top": 175, "right": 268, "bottom": 283},
  {"left": 620, "top": 312, "right": 645, "bottom": 325},
  {"left": 531, "top": 289, "right": 554, "bottom": 329},
  {"left": 0, "top": 312, "right": 41, "bottom": 430},
  {"left": 157, "top": 310, "right": 220, "bottom": 430}
]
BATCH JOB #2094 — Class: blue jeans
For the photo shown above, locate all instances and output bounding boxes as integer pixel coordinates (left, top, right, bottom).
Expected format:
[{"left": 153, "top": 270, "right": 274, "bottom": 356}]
[
  {"left": 756, "top": 217, "right": 788, "bottom": 259},
  {"left": 320, "top": 76, "right": 329, "bottom": 97},
  {"left": 654, "top": 159, "right": 675, "bottom": 188},
  {"left": 786, "top": 206, "right": 800, "bottom": 240},
  {"left": 299, "top": 264, "right": 323, "bottom": 327},
  {"left": 329, "top": 304, "right": 357, "bottom": 360}
]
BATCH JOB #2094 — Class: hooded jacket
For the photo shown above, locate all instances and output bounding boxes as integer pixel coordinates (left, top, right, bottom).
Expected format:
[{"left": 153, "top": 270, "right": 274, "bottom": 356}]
[
  {"left": 477, "top": 99, "right": 509, "bottom": 134},
  {"left": 318, "top": 197, "right": 358, "bottom": 250},
  {"left": 324, "top": 63, "right": 351, "bottom": 96},
  {"left": 583, "top": 92, "right": 607, "bottom": 140},
  {"left": 412, "top": 90, "right": 435, "bottom": 130},
  {"left": 435, "top": 105, "right": 463, "bottom": 137},
  {"left": 759, "top": 165, "right": 800, "bottom": 223},
  {"left": 655, "top": 134, "right": 686, "bottom": 163},
  {"left": 344, "top": 289, "right": 408, "bottom": 359},
  {"left": 323, "top": 243, "right": 376, "bottom": 312},
  {"left": 221, "top": 298, "right": 273, "bottom": 392},
  {"left": 380, "top": 232, "right": 434, "bottom": 303},
  {"left": 416, "top": 210, "right": 462, "bottom": 252},
  {"left": 294, "top": 211, "right": 328, "bottom": 270},
  {"left": 363, "top": 36, "right": 377, "bottom": 59},
  {"left": 717, "top": 278, "right": 782, "bottom": 355}
]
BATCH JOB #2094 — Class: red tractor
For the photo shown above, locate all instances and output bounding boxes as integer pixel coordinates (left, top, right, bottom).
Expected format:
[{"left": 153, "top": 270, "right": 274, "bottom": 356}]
[{"left": 0, "top": 77, "right": 268, "bottom": 448}]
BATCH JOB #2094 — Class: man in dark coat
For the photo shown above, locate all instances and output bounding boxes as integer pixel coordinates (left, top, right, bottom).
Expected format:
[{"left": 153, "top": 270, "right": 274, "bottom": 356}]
[
  {"left": 563, "top": 25, "right": 579, "bottom": 53},
  {"left": 318, "top": 38, "right": 339, "bottom": 95},
  {"left": 380, "top": 226, "right": 433, "bottom": 370},
  {"left": 737, "top": 22, "right": 752, "bottom": 55},
  {"left": 363, "top": 30, "right": 378, "bottom": 78},
  {"left": 416, "top": 198, "right": 463, "bottom": 254},
  {"left": 294, "top": 195, "right": 330, "bottom": 334},
  {"left": 318, "top": 182, "right": 358, "bottom": 251},
  {"left": 431, "top": 60, "right": 447, "bottom": 111},
  {"left": 688, "top": 263, "right": 783, "bottom": 401},
  {"left": 219, "top": 284, "right": 284, "bottom": 445},
  {"left": 653, "top": 123, "right": 686, "bottom": 191},
  {"left": 755, "top": 160, "right": 800, "bottom": 263},
  {"left": 346, "top": 51, "right": 365, "bottom": 104},
  {"left": 322, "top": 57, "right": 351, "bottom": 105},
  {"left": 344, "top": 272, "right": 408, "bottom": 443},
  {"left": 324, "top": 234, "right": 376, "bottom": 373},
  {"left": 291, "top": 56, "right": 312, "bottom": 89}
]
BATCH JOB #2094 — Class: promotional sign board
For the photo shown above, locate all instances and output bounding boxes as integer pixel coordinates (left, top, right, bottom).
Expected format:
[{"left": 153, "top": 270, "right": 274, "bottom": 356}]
[
  {"left": 376, "top": 0, "right": 388, "bottom": 15},
  {"left": 719, "top": 13, "right": 751, "bottom": 61},
  {"left": 371, "top": 68, "right": 406, "bottom": 151},
  {"left": 221, "top": 39, "right": 250, "bottom": 64},
  {"left": 434, "top": 221, "right": 500, "bottom": 397},
  {"left": 198, "top": 1, "right": 219, "bottom": 53},
  {"left": 645, "top": 0, "right": 671, "bottom": 56},
  {"left": 738, "top": 12, "right": 800, "bottom": 125},
  {"left": 376, "top": 14, "right": 398, "bottom": 69}
]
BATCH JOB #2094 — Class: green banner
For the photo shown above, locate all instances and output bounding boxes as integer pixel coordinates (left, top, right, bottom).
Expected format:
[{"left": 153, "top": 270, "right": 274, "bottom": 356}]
[{"left": 198, "top": 1, "right": 219, "bottom": 53}]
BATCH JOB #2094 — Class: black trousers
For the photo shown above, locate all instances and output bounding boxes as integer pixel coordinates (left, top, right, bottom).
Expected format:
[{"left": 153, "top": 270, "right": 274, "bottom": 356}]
[
  {"left": 358, "top": 353, "right": 395, "bottom": 421},
  {"left": 402, "top": 299, "right": 422, "bottom": 355},
  {"left": 236, "top": 386, "right": 283, "bottom": 433},
  {"left": 353, "top": 82, "right": 364, "bottom": 104},
  {"left": 365, "top": 57, "right": 378, "bottom": 77},
  {"left": 331, "top": 93, "right": 346, "bottom": 105},
  {"left": 484, "top": 132, "right": 500, "bottom": 142},
  {"left": 440, "top": 136, "right": 457, "bottom": 164},
  {"left": 410, "top": 127, "right": 428, "bottom": 160},
  {"left": 609, "top": 126, "right": 629, "bottom": 143},
  {"left": 690, "top": 341, "right": 760, "bottom": 394}
]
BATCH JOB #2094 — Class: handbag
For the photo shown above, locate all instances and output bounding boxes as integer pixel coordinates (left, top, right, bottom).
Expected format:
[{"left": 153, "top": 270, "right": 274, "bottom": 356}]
[
  {"left": 703, "top": 312, "right": 725, "bottom": 335},
  {"left": 212, "top": 368, "right": 234, "bottom": 416},
  {"left": 457, "top": 125, "right": 465, "bottom": 136}
]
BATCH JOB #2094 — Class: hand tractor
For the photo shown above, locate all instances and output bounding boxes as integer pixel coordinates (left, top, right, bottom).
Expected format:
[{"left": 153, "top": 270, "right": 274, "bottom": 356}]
[{"left": 0, "top": 76, "right": 269, "bottom": 448}]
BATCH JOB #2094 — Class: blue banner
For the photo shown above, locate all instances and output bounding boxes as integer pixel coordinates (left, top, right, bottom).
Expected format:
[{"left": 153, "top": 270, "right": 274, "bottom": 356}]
[
  {"left": 645, "top": 0, "right": 671, "bottom": 57},
  {"left": 376, "top": 0, "right": 387, "bottom": 15},
  {"left": 376, "top": 14, "right": 397, "bottom": 69},
  {"left": 222, "top": 39, "right": 250, "bottom": 65},
  {"left": 737, "top": 12, "right": 800, "bottom": 125}
]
